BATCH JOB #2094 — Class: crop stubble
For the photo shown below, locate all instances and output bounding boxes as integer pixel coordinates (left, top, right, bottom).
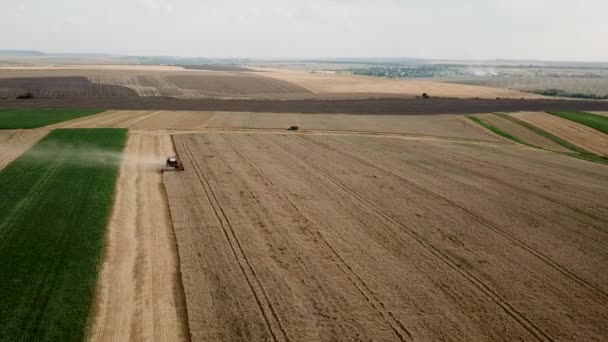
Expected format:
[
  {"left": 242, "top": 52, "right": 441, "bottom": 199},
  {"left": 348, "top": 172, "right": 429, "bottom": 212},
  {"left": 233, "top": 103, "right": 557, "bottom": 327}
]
[
  {"left": 0, "top": 129, "right": 48, "bottom": 170},
  {"left": 164, "top": 133, "right": 608, "bottom": 341},
  {"left": 90, "top": 133, "right": 189, "bottom": 341},
  {"left": 50, "top": 110, "right": 503, "bottom": 142}
]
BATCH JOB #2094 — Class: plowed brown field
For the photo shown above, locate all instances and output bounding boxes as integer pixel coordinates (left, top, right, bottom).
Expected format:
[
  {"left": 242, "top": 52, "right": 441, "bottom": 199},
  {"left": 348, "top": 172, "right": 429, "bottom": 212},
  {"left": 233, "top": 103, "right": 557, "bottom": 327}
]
[
  {"left": 513, "top": 112, "right": 608, "bottom": 156},
  {"left": 90, "top": 133, "right": 189, "bottom": 342},
  {"left": 164, "top": 133, "right": 608, "bottom": 341},
  {"left": 474, "top": 113, "right": 570, "bottom": 151},
  {"left": 0, "top": 129, "right": 48, "bottom": 170}
]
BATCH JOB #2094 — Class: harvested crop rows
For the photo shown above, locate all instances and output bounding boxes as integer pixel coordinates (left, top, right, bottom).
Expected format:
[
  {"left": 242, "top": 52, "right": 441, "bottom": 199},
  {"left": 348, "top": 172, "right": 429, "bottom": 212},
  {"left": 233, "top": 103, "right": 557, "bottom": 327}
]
[
  {"left": 513, "top": 112, "right": 608, "bottom": 156},
  {"left": 0, "top": 129, "right": 48, "bottom": 170},
  {"left": 164, "top": 132, "right": 608, "bottom": 341},
  {"left": 90, "top": 133, "right": 188, "bottom": 342}
]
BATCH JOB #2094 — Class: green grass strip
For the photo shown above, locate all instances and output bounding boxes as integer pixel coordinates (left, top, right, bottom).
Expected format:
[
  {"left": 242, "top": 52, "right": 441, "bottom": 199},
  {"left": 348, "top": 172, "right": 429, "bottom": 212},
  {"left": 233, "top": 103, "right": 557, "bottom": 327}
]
[
  {"left": 0, "top": 109, "right": 103, "bottom": 129},
  {"left": 564, "top": 152, "right": 608, "bottom": 165},
  {"left": 548, "top": 111, "right": 608, "bottom": 135},
  {"left": 0, "top": 128, "right": 127, "bottom": 341},
  {"left": 465, "top": 115, "right": 532, "bottom": 147}
]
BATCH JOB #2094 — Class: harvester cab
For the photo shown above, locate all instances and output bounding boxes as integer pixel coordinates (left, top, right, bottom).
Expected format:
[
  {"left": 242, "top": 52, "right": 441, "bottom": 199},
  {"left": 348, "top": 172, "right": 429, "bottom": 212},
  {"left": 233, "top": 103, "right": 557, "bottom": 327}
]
[{"left": 165, "top": 155, "right": 184, "bottom": 171}]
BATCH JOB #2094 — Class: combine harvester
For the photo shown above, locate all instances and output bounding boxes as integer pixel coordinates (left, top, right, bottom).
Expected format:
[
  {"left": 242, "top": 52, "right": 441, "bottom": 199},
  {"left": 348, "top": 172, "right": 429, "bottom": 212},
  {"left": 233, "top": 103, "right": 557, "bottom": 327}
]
[{"left": 165, "top": 155, "right": 184, "bottom": 171}]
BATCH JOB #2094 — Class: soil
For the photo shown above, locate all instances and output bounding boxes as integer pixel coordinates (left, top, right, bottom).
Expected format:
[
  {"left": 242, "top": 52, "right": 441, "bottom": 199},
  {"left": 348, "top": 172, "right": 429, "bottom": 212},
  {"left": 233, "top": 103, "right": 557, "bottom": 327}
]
[
  {"left": 0, "top": 77, "right": 137, "bottom": 98},
  {"left": 1, "top": 97, "right": 607, "bottom": 114},
  {"left": 89, "top": 133, "right": 189, "bottom": 342},
  {"left": 166, "top": 73, "right": 310, "bottom": 95},
  {"left": 514, "top": 112, "right": 608, "bottom": 156},
  {"left": 164, "top": 132, "right": 608, "bottom": 341}
]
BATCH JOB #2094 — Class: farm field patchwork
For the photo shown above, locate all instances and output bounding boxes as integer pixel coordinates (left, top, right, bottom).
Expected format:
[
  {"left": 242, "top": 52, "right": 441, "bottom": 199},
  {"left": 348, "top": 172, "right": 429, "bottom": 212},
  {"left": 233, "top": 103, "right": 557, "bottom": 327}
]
[
  {"left": 256, "top": 68, "right": 543, "bottom": 99},
  {"left": 471, "top": 114, "right": 571, "bottom": 151},
  {"left": 0, "top": 66, "right": 551, "bottom": 100},
  {"left": 0, "top": 129, "right": 48, "bottom": 170},
  {"left": 0, "top": 108, "right": 103, "bottom": 129},
  {"left": 0, "top": 128, "right": 127, "bottom": 341},
  {"left": 164, "top": 132, "right": 608, "bottom": 341},
  {"left": 513, "top": 112, "right": 608, "bottom": 156}
]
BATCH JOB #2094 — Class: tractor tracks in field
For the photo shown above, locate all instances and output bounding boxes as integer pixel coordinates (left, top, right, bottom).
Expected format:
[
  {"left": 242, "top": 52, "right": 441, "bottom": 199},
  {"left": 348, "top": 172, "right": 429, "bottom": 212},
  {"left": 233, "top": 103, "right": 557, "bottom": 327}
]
[
  {"left": 268, "top": 134, "right": 555, "bottom": 342},
  {"left": 222, "top": 134, "right": 412, "bottom": 342},
  {"left": 0, "top": 149, "right": 66, "bottom": 245},
  {"left": 305, "top": 135, "right": 608, "bottom": 303},
  {"left": 178, "top": 136, "right": 288, "bottom": 342},
  {"left": 428, "top": 142, "right": 608, "bottom": 232},
  {"left": 377, "top": 137, "right": 608, "bottom": 243}
]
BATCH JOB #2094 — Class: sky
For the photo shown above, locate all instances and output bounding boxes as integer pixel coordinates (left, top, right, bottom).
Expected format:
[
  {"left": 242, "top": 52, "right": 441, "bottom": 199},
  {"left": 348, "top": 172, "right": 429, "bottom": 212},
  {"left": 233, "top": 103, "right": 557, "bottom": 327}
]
[{"left": 1, "top": 0, "right": 606, "bottom": 61}]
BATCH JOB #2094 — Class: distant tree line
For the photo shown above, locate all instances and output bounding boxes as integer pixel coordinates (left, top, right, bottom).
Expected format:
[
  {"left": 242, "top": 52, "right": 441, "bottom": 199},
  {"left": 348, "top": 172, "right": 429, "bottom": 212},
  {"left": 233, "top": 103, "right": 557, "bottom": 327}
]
[{"left": 530, "top": 89, "right": 608, "bottom": 100}]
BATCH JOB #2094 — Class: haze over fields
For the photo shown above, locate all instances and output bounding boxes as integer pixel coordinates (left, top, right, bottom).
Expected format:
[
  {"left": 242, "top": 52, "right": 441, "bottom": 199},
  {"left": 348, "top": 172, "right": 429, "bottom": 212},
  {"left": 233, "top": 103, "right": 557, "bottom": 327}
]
[{"left": 1, "top": 0, "right": 607, "bottom": 61}]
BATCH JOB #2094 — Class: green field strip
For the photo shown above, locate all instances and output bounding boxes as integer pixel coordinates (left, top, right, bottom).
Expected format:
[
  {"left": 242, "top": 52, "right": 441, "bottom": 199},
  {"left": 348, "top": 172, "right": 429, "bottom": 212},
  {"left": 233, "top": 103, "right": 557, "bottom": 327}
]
[
  {"left": 548, "top": 111, "right": 608, "bottom": 135},
  {"left": 0, "top": 109, "right": 104, "bottom": 129},
  {"left": 465, "top": 115, "right": 534, "bottom": 147},
  {"left": 0, "top": 128, "right": 127, "bottom": 341}
]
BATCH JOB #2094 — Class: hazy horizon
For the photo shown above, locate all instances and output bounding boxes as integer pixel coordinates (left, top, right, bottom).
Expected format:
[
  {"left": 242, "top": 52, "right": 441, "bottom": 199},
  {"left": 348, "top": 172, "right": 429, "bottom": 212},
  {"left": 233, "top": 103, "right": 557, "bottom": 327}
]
[{"left": 1, "top": 0, "right": 607, "bottom": 62}]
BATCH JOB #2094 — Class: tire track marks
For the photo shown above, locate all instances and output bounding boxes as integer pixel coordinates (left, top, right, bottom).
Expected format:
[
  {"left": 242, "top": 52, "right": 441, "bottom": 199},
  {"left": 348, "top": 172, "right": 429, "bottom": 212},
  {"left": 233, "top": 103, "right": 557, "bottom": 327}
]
[
  {"left": 178, "top": 135, "right": 287, "bottom": 342},
  {"left": 305, "top": 135, "right": 608, "bottom": 302},
  {"left": 268, "top": 134, "right": 554, "bottom": 342},
  {"left": 223, "top": 134, "right": 412, "bottom": 342}
]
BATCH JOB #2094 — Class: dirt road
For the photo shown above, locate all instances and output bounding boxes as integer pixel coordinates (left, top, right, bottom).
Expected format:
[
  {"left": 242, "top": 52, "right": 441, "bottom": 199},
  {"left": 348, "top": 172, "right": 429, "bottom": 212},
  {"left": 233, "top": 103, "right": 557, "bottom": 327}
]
[
  {"left": 90, "top": 133, "right": 189, "bottom": 342},
  {"left": 0, "top": 129, "right": 48, "bottom": 170},
  {"left": 164, "top": 132, "right": 608, "bottom": 341}
]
